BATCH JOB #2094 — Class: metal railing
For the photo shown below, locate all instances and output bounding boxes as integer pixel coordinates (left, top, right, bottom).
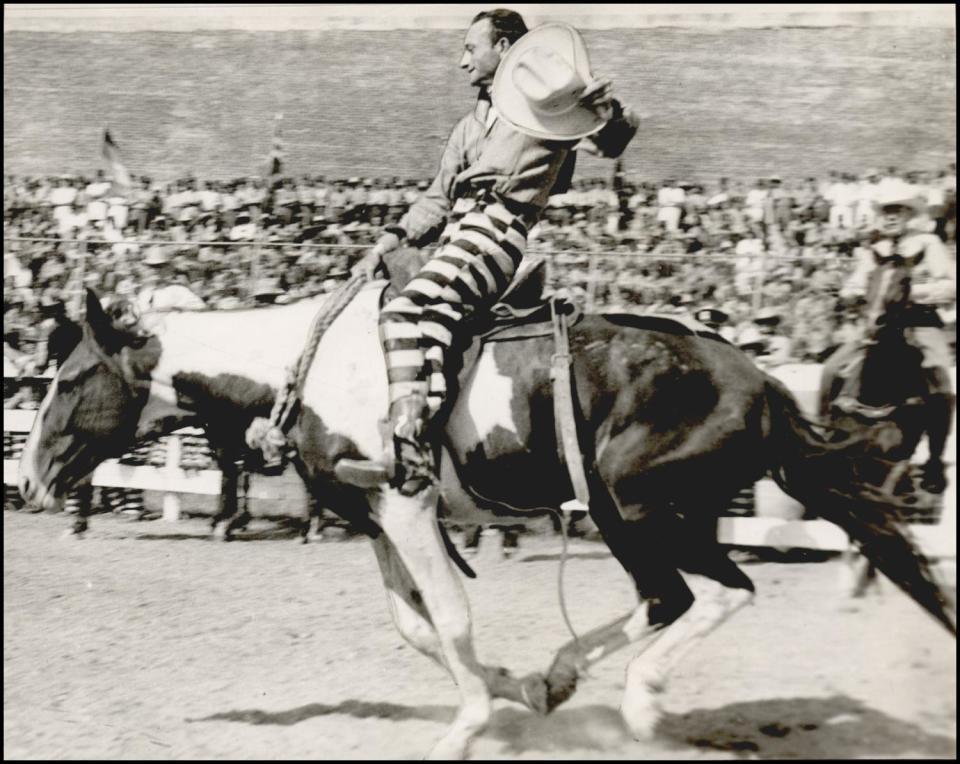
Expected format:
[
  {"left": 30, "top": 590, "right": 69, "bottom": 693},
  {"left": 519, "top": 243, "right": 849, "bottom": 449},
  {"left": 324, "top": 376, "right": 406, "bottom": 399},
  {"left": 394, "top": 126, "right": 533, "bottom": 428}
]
[{"left": 5, "top": 234, "right": 863, "bottom": 317}]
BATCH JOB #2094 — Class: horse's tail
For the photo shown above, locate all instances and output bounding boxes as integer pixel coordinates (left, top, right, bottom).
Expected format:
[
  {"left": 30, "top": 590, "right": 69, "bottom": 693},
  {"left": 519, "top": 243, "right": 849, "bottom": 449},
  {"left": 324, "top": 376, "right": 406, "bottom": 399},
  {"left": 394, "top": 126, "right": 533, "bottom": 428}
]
[{"left": 763, "top": 378, "right": 955, "bottom": 636}]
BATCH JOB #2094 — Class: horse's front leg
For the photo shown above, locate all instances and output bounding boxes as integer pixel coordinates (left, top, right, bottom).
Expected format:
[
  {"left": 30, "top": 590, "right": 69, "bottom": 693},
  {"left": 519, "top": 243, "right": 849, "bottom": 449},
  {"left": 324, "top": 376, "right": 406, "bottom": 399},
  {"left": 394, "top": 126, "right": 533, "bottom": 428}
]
[
  {"left": 67, "top": 482, "right": 94, "bottom": 536},
  {"left": 374, "top": 487, "right": 491, "bottom": 760},
  {"left": 371, "top": 532, "right": 539, "bottom": 710}
]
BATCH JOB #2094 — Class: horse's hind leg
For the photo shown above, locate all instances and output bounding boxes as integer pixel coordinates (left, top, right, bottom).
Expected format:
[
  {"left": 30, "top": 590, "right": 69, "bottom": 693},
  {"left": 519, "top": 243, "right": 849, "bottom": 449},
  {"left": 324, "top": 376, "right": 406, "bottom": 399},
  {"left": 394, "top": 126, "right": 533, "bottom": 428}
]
[
  {"left": 620, "top": 543, "right": 755, "bottom": 740},
  {"left": 533, "top": 482, "right": 697, "bottom": 715},
  {"left": 374, "top": 487, "right": 492, "bottom": 760}
]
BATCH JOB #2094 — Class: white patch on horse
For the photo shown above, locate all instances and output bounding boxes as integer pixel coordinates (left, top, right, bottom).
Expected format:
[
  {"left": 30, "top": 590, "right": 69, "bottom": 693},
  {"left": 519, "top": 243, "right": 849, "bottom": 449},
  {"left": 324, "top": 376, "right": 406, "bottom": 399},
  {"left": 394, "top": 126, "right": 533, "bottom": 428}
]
[
  {"left": 470, "top": 347, "right": 518, "bottom": 440},
  {"left": 146, "top": 294, "right": 332, "bottom": 425},
  {"left": 299, "top": 286, "right": 388, "bottom": 457},
  {"left": 17, "top": 374, "right": 59, "bottom": 495},
  {"left": 456, "top": 345, "right": 518, "bottom": 443}
]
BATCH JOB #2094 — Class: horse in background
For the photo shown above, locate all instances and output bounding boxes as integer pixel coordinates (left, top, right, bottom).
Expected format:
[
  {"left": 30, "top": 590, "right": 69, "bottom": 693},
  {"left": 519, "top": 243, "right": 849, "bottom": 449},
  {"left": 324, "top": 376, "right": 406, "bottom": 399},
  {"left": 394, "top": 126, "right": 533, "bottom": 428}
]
[
  {"left": 20, "top": 296, "right": 287, "bottom": 541},
  {"left": 18, "top": 287, "right": 954, "bottom": 759},
  {"left": 820, "top": 257, "right": 954, "bottom": 594}
]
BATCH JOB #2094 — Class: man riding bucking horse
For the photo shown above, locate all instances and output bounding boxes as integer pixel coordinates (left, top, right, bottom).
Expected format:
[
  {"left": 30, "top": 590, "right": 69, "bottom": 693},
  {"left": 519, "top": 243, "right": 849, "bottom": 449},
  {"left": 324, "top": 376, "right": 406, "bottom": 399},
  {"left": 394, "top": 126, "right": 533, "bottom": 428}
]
[
  {"left": 831, "top": 180, "right": 956, "bottom": 493},
  {"left": 344, "top": 9, "right": 640, "bottom": 495}
]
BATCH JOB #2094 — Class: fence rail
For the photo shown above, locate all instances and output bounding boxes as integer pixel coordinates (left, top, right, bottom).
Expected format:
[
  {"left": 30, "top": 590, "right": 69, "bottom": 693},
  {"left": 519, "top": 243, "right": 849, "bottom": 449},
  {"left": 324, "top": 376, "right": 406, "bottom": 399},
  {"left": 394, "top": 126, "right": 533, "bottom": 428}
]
[{"left": 4, "top": 367, "right": 955, "bottom": 556}]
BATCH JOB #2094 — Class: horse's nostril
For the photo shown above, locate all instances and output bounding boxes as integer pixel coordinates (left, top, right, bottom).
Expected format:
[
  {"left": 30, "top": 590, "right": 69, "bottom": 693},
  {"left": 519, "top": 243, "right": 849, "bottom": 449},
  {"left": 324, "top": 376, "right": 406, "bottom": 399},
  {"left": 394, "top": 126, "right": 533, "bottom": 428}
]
[{"left": 20, "top": 476, "right": 32, "bottom": 499}]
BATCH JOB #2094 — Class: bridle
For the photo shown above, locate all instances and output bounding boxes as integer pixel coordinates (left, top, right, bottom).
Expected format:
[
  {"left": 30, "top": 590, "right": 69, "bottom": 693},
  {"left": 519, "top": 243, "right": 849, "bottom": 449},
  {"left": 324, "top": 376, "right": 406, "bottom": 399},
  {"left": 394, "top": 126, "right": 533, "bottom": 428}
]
[{"left": 81, "top": 324, "right": 154, "bottom": 405}]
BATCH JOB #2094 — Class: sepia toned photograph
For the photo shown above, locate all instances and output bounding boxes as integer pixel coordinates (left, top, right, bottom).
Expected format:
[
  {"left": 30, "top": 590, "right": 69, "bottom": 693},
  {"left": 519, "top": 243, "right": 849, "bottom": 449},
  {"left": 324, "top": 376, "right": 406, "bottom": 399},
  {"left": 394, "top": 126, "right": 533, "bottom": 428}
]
[{"left": 4, "top": 3, "right": 956, "bottom": 759}]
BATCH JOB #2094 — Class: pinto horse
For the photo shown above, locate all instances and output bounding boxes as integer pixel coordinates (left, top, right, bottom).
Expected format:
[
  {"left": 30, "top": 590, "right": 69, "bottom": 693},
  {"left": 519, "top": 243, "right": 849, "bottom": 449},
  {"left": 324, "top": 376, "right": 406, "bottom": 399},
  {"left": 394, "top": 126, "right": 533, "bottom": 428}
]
[{"left": 19, "top": 286, "right": 955, "bottom": 759}]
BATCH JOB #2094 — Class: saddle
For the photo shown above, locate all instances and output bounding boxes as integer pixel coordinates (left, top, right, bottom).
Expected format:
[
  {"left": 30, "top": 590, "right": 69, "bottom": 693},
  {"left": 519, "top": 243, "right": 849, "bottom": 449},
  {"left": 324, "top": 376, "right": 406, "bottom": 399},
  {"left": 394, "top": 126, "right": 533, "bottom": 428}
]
[{"left": 379, "top": 253, "right": 590, "bottom": 504}]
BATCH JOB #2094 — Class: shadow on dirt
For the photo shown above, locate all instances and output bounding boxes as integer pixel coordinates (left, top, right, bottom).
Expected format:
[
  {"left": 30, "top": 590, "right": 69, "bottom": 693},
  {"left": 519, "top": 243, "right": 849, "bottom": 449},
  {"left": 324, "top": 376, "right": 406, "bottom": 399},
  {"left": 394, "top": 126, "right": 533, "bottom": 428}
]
[
  {"left": 487, "top": 693, "right": 955, "bottom": 757},
  {"left": 190, "top": 694, "right": 955, "bottom": 758},
  {"left": 188, "top": 699, "right": 453, "bottom": 726},
  {"left": 131, "top": 528, "right": 305, "bottom": 542},
  {"left": 518, "top": 552, "right": 612, "bottom": 563},
  {"left": 655, "top": 694, "right": 955, "bottom": 759}
]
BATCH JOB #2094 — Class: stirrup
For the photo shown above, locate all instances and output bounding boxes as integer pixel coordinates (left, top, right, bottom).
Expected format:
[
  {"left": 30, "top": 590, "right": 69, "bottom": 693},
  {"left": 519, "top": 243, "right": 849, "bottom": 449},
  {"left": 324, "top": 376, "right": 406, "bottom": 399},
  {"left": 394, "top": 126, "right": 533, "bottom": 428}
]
[{"left": 335, "top": 441, "right": 436, "bottom": 494}]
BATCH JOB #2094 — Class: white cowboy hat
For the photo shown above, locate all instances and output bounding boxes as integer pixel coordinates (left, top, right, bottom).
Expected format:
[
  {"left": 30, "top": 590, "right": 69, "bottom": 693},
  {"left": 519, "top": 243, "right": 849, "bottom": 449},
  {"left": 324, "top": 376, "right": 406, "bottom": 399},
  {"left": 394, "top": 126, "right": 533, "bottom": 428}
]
[
  {"left": 143, "top": 246, "right": 171, "bottom": 266},
  {"left": 492, "top": 22, "right": 605, "bottom": 141},
  {"left": 874, "top": 181, "right": 926, "bottom": 212}
]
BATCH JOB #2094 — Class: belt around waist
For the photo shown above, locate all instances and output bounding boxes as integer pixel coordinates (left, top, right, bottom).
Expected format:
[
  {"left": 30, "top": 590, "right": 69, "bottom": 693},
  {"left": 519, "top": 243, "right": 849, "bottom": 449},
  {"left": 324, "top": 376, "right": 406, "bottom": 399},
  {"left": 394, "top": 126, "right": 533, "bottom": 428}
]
[{"left": 469, "top": 189, "right": 539, "bottom": 231}]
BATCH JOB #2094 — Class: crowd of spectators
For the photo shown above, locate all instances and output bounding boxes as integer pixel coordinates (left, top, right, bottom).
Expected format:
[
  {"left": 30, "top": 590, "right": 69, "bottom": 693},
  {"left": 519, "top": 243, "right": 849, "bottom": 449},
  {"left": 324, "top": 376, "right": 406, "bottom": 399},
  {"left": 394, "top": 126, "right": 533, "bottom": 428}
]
[
  {"left": 4, "top": 165, "right": 956, "bottom": 525},
  {"left": 4, "top": 162, "right": 957, "bottom": 382}
]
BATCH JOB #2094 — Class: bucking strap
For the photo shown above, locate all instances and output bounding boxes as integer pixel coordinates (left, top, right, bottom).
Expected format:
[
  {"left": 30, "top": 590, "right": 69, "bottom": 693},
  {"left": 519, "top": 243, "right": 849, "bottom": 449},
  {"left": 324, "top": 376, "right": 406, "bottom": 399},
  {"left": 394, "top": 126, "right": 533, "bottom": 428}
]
[{"left": 549, "top": 298, "right": 592, "bottom": 509}]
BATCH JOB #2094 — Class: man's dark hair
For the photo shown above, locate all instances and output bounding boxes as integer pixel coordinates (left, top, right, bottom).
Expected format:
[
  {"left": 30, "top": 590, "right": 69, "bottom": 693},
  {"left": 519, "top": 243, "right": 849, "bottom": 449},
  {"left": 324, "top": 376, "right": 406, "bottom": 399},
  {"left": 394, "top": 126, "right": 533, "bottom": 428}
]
[{"left": 471, "top": 8, "right": 528, "bottom": 45}]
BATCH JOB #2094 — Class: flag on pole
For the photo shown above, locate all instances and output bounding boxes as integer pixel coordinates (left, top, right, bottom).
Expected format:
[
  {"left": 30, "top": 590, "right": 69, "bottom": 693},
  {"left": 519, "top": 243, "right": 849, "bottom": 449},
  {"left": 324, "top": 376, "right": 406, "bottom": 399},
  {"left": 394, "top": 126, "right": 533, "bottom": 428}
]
[
  {"left": 267, "top": 113, "right": 284, "bottom": 177},
  {"left": 102, "top": 129, "right": 133, "bottom": 196}
]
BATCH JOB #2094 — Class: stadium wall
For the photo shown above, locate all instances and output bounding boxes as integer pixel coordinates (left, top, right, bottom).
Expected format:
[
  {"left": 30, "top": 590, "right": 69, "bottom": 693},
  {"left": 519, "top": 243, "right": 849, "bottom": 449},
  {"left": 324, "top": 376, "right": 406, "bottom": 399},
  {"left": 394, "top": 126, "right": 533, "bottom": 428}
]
[{"left": 4, "top": 24, "right": 956, "bottom": 182}]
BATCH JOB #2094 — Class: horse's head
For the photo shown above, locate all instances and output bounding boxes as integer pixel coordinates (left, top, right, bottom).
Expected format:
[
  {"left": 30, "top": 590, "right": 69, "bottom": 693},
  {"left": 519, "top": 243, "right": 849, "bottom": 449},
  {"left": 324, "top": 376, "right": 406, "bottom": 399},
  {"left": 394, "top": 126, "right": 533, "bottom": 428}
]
[{"left": 18, "top": 290, "right": 162, "bottom": 511}]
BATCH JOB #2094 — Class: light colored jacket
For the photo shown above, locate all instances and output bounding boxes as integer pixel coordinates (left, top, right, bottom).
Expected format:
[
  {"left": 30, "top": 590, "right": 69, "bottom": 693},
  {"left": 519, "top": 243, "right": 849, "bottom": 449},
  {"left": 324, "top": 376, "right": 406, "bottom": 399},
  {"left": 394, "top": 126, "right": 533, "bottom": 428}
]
[
  {"left": 841, "top": 233, "right": 955, "bottom": 306},
  {"left": 399, "top": 93, "right": 639, "bottom": 245}
]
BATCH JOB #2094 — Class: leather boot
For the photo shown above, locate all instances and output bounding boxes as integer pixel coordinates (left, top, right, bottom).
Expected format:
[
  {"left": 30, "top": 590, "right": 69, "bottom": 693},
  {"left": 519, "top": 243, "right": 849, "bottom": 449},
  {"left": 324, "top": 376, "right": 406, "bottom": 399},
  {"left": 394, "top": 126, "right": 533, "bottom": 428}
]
[{"left": 334, "top": 394, "right": 436, "bottom": 495}]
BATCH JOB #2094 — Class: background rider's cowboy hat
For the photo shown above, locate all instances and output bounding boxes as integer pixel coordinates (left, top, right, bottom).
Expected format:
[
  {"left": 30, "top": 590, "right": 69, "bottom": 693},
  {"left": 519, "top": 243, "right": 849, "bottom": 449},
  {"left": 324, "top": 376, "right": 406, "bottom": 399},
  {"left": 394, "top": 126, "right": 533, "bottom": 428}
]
[
  {"left": 873, "top": 180, "right": 926, "bottom": 212},
  {"left": 492, "top": 22, "right": 606, "bottom": 141}
]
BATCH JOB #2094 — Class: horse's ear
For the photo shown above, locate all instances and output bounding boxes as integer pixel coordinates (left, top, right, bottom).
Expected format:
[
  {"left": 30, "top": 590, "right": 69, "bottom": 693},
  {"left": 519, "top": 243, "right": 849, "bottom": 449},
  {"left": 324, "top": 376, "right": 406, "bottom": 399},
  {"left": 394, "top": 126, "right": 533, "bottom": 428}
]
[
  {"left": 85, "top": 288, "right": 126, "bottom": 353},
  {"left": 85, "top": 288, "right": 107, "bottom": 321}
]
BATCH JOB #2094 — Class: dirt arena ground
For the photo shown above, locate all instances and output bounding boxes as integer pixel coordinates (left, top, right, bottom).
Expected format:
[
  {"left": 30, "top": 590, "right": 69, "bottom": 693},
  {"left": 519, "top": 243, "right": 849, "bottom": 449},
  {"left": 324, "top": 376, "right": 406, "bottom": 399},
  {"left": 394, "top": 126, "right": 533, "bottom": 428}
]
[{"left": 4, "top": 509, "right": 956, "bottom": 760}]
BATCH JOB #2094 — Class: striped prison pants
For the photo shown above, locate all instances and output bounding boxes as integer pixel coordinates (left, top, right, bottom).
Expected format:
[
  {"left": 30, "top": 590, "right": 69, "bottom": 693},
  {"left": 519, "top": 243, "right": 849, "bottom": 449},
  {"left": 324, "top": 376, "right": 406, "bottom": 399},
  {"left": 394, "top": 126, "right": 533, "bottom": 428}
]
[{"left": 379, "top": 200, "right": 528, "bottom": 413}]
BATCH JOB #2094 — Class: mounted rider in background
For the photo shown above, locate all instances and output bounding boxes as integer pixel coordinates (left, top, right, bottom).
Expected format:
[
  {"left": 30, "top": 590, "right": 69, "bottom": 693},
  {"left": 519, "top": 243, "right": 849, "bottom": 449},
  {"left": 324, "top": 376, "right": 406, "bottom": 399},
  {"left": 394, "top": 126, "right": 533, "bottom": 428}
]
[
  {"left": 343, "top": 9, "right": 640, "bottom": 495},
  {"left": 831, "top": 181, "right": 956, "bottom": 492}
]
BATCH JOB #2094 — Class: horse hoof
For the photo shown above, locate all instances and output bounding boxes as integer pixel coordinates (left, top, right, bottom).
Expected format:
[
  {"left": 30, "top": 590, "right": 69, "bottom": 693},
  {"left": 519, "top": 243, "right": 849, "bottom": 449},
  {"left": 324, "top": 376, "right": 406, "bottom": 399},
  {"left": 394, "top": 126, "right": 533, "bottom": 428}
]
[
  {"left": 621, "top": 686, "right": 662, "bottom": 741},
  {"left": 921, "top": 477, "right": 947, "bottom": 495},
  {"left": 518, "top": 672, "right": 549, "bottom": 715},
  {"left": 425, "top": 735, "right": 470, "bottom": 761},
  {"left": 920, "top": 461, "right": 947, "bottom": 494},
  {"left": 544, "top": 656, "right": 580, "bottom": 712}
]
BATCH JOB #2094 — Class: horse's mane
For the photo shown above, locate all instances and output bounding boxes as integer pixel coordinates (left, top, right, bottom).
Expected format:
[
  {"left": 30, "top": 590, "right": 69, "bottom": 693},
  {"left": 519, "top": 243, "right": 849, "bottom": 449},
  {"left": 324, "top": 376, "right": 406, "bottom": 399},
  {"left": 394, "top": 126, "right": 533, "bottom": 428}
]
[
  {"left": 173, "top": 289, "right": 337, "bottom": 316},
  {"left": 599, "top": 312, "right": 732, "bottom": 344}
]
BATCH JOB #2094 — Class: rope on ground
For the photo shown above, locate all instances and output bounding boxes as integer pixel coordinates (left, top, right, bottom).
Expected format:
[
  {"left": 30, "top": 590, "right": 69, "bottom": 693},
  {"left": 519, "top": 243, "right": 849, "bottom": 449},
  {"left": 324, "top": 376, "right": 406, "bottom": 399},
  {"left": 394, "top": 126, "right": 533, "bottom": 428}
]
[{"left": 463, "top": 483, "right": 586, "bottom": 661}]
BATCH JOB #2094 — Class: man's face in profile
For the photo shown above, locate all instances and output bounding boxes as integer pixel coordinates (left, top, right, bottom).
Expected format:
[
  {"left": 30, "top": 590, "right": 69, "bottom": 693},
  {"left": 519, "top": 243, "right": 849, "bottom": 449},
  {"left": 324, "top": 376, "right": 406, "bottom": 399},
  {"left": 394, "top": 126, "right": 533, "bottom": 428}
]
[{"left": 460, "top": 19, "right": 505, "bottom": 88}]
